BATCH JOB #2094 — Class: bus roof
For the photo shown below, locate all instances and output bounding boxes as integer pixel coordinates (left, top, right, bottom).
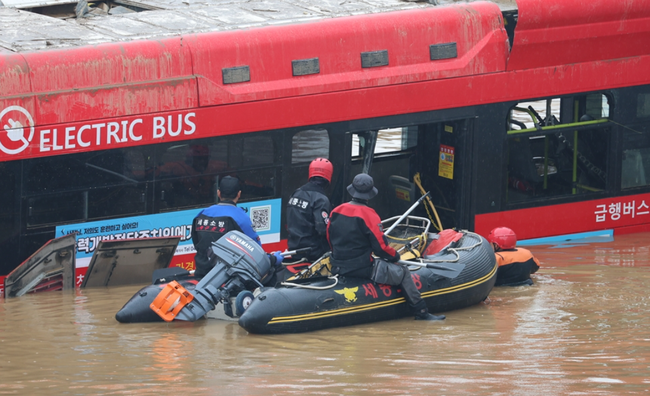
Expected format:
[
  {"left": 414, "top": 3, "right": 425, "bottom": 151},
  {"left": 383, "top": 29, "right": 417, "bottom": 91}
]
[{"left": 0, "top": 0, "right": 517, "bottom": 54}]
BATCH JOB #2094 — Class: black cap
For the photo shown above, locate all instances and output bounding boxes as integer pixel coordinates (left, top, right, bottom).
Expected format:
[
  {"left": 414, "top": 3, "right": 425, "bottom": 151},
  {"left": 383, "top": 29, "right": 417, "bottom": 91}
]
[
  {"left": 219, "top": 176, "right": 241, "bottom": 198},
  {"left": 347, "top": 173, "right": 378, "bottom": 200}
]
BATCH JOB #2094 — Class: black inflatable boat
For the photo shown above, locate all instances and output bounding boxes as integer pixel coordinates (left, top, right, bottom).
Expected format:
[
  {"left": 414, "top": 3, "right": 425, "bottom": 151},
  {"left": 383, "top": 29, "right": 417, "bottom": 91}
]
[
  {"left": 238, "top": 218, "right": 497, "bottom": 334},
  {"left": 116, "top": 216, "right": 496, "bottom": 330}
]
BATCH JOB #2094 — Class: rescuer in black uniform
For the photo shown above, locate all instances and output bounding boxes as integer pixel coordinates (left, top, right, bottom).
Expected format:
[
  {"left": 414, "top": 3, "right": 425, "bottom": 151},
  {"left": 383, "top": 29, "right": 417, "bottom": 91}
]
[
  {"left": 192, "top": 176, "right": 282, "bottom": 278},
  {"left": 487, "top": 227, "right": 541, "bottom": 286},
  {"left": 286, "top": 158, "right": 333, "bottom": 262},
  {"left": 326, "top": 173, "right": 445, "bottom": 321}
]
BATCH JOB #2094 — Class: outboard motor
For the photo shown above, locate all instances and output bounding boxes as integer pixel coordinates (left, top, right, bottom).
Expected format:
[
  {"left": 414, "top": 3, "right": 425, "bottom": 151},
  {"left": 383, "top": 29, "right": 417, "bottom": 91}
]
[{"left": 150, "top": 230, "right": 271, "bottom": 322}]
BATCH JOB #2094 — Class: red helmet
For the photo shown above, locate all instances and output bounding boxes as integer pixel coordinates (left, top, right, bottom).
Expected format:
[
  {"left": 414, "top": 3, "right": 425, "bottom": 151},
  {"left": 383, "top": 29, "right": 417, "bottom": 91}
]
[
  {"left": 487, "top": 227, "right": 517, "bottom": 250},
  {"left": 309, "top": 158, "right": 333, "bottom": 183}
]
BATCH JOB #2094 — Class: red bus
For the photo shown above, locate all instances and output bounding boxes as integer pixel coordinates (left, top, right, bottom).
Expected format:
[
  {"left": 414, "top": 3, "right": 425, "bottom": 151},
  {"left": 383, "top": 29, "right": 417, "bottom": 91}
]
[{"left": 1, "top": 0, "right": 650, "bottom": 288}]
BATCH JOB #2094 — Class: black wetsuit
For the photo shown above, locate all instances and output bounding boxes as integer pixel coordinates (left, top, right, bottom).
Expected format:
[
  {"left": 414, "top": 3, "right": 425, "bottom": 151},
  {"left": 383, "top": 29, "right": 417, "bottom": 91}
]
[{"left": 286, "top": 178, "right": 331, "bottom": 261}]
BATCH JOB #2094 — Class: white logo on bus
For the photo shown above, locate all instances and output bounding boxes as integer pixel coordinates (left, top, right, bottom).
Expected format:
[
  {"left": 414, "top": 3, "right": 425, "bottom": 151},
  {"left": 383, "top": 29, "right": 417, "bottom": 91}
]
[{"left": 0, "top": 105, "right": 35, "bottom": 155}]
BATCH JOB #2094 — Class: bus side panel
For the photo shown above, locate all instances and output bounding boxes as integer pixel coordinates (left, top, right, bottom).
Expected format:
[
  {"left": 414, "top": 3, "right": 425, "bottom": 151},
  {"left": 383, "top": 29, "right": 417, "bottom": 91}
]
[
  {"left": 14, "top": 38, "right": 198, "bottom": 125},
  {"left": 188, "top": 3, "right": 508, "bottom": 106},
  {"left": 0, "top": 53, "right": 30, "bottom": 97},
  {"left": 508, "top": 0, "right": 650, "bottom": 71},
  {"left": 474, "top": 192, "right": 650, "bottom": 241},
  {"left": 3, "top": 53, "right": 650, "bottom": 164}
]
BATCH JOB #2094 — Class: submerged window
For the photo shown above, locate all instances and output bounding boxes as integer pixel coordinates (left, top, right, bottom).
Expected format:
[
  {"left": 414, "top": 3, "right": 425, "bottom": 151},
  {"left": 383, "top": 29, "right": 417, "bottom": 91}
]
[{"left": 506, "top": 94, "right": 611, "bottom": 204}]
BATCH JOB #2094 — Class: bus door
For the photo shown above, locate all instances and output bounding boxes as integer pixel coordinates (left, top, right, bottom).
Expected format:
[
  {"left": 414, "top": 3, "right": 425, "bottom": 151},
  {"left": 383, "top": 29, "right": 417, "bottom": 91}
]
[
  {"left": 335, "top": 119, "right": 473, "bottom": 231},
  {"left": 415, "top": 119, "right": 473, "bottom": 231}
]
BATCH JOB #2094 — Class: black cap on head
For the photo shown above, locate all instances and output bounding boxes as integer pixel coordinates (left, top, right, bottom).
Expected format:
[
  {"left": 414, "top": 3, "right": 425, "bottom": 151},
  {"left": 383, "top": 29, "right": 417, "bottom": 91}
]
[
  {"left": 347, "top": 173, "right": 378, "bottom": 200},
  {"left": 219, "top": 176, "right": 241, "bottom": 198}
]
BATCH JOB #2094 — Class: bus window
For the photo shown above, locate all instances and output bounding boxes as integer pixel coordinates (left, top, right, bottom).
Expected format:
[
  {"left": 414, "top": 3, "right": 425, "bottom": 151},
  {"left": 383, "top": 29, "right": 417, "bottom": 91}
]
[
  {"left": 285, "top": 129, "right": 331, "bottom": 210},
  {"left": 243, "top": 135, "right": 275, "bottom": 166},
  {"left": 155, "top": 134, "right": 278, "bottom": 210},
  {"left": 240, "top": 134, "right": 277, "bottom": 199},
  {"left": 507, "top": 95, "right": 610, "bottom": 203},
  {"left": 347, "top": 126, "right": 420, "bottom": 221},
  {"left": 291, "top": 129, "right": 329, "bottom": 164},
  {"left": 351, "top": 127, "right": 417, "bottom": 157},
  {"left": 237, "top": 167, "right": 276, "bottom": 201},
  {"left": 622, "top": 145, "right": 650, "bottom": 189},
  {"left": 23, "top": 148, "right": 149, "bottom": 227},
  {"left": 637, "top": 93, "right": 650, "bottom": 118},
  {"left": 509, "top": 99, "right": 561, "bottom": 130},
  {"left": 622, "top": 94, "right": 650, "bottom": 189}
]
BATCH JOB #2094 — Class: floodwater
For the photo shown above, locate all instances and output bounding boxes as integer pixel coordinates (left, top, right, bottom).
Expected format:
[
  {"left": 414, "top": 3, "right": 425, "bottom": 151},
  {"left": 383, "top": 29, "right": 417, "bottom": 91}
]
[{"left": 1, "top": 233, "right": 649, "bottom": 395}]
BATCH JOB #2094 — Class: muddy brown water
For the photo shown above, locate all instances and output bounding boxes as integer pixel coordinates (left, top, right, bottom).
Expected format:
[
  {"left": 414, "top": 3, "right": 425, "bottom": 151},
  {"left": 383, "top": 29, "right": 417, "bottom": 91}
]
[{"left": 1, "top": 232, "right": 649, "bottom": 395}]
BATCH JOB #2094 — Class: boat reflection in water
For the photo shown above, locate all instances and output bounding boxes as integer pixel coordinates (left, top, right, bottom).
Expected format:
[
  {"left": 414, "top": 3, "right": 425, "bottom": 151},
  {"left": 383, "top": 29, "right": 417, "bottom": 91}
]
[{"left": 2, "top": 232, "right": 650, "bottom": 394}]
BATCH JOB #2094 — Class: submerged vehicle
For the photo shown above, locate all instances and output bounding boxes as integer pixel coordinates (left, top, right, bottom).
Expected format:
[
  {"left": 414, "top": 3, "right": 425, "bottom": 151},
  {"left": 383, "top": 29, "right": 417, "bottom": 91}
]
[
  {"left": 238, "top": 216, "right": 497, "bottom": 334},
  {"left": 3, "top": 0, "right": 650, "bottom": 294}
]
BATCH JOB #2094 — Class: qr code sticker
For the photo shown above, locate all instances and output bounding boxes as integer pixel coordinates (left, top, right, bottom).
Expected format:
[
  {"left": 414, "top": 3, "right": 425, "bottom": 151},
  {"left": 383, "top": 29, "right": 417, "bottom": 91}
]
[{"left": 250, "top": 205, "right": 271, "bottom": 232}]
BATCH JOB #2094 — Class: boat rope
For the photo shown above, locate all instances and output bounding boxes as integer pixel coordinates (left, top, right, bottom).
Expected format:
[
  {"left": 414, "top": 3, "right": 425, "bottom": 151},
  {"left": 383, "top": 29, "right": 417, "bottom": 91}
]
[
  {"left": 451, "top": 231, "right": 484, "bottom": 252},
  {"left": 389, "top": 235, "right": 420, "bottom": 242},
  {"left": 412, "top": 231, "right": 484, "bottom": 266},
  {"left": 280, "top": 275, "right": 339, "bottom": 290},
  {"left": 282, "top": 257, "right": 308, "bottom": 266}
]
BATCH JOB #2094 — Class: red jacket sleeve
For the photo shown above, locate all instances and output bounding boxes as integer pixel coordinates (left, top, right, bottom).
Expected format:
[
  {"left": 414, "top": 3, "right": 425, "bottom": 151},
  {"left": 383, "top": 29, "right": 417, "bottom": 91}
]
[{"left": 361, "top": 208, "right": 400, "bottom": 262}]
